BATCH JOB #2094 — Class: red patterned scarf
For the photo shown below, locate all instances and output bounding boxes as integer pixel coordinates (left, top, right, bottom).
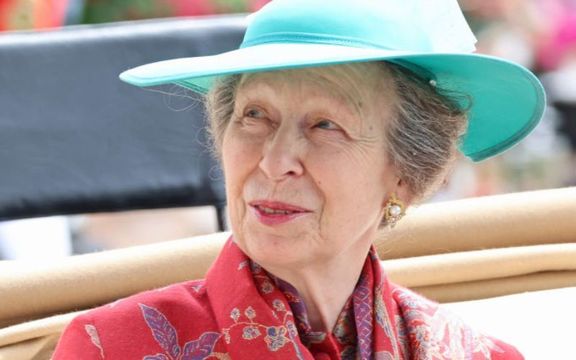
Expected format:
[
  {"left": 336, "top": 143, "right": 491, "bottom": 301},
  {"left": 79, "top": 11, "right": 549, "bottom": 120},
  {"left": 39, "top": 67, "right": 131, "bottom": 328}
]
[
  {"left": 204, "top": 239, "right": 521, "bottom": 359},
  {"left": 54, "top": 238, "right": 523, "bottom": 359}
]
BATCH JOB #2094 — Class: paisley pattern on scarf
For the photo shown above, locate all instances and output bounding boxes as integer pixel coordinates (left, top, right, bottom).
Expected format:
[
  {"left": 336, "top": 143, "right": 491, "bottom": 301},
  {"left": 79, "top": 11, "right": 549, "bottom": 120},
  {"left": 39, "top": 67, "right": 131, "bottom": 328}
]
[
  {"left": 392, "top": 289, "right": 506, "bottom": 360},
  {"left": 53, "top": 238, "right": 523, "bottom": 359}
]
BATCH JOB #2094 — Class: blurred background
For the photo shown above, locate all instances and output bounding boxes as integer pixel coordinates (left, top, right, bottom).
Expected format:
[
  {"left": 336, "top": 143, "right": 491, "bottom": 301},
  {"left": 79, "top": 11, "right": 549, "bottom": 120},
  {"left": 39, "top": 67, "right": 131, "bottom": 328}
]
[{"left": 0, "top": 0, "right": 575, "bottom": 259}]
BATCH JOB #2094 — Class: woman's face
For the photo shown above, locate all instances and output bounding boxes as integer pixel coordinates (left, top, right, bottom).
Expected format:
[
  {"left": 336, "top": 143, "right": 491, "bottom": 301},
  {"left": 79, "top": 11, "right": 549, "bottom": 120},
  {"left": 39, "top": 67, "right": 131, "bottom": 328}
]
[{"left": 221, "top": 64, "right": 402, "bottom": 270}]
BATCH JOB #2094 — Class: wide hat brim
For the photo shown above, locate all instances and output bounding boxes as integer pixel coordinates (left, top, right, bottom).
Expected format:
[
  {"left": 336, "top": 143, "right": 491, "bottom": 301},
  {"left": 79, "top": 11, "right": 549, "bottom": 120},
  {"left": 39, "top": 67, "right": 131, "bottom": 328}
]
[{"left": 120, "top": 42, "right": 545, "bottom": 162}]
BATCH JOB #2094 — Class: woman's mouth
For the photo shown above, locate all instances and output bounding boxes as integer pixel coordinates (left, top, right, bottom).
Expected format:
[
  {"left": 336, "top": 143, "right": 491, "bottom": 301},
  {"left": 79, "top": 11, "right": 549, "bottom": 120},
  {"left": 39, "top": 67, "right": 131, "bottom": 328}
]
[{"left": 249, "top": 201, "right": 311, "bottom": 226}]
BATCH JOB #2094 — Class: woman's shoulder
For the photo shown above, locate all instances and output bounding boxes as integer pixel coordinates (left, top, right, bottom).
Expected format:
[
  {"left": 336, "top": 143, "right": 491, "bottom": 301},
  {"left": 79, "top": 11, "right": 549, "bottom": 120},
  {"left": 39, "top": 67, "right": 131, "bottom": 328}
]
[{"left": 53, "top": 279, "right": 220, "bottom": 359}]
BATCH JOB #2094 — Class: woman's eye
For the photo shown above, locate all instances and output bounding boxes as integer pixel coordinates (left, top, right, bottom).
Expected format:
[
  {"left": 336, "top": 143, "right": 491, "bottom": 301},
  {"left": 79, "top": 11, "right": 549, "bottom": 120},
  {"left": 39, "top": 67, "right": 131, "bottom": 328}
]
[
  {"left": 237, "top": 107, "right": 271, "bottom": 133},
  {"left": 314, "top": 119, "right": 340, "bottom": 131},
  {"left": 245, "top": 108, "right": 264, "bottom": 118}
]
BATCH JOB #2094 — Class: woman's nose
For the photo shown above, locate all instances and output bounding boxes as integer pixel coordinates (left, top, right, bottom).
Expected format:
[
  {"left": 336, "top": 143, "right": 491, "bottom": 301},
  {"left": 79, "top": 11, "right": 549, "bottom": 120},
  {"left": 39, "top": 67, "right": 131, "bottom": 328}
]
[{"left": 258, "top": 126, "right": 304, "bottom": 181}]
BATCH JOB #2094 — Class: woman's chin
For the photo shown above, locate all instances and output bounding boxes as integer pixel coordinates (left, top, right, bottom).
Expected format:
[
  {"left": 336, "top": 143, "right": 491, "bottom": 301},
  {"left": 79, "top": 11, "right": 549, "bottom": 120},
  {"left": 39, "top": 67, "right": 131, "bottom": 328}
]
[{"left": 233, "top": 226, "right": 315, "bottom": 270}]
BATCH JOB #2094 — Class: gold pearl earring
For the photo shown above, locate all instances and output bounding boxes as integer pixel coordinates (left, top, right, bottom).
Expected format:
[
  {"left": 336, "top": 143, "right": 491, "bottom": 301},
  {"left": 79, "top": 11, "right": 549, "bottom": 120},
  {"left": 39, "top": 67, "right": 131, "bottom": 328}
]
[{"left": 384, "top": 193, "right": 405, "bottom": 228}]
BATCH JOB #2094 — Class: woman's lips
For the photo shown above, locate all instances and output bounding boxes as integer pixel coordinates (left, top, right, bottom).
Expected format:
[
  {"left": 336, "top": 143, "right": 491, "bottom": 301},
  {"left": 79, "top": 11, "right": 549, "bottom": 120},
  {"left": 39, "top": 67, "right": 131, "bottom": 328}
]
[{"left": 249, "top": 200, "right": 311, "bottom": 226}]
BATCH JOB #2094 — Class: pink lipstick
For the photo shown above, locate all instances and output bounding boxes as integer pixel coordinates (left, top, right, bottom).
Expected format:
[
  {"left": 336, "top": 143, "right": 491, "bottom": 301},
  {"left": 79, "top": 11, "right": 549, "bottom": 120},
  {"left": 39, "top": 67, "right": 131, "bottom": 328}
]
[{"left": 249, "top": 200, "right": 311, "bottom": 226}]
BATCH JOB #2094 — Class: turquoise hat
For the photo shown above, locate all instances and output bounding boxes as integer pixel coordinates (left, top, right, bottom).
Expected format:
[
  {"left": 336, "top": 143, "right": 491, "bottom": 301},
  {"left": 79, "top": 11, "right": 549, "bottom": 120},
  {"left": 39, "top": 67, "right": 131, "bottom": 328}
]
[{"left": 120, "top": 0, "right": 545, "bottom": 161}]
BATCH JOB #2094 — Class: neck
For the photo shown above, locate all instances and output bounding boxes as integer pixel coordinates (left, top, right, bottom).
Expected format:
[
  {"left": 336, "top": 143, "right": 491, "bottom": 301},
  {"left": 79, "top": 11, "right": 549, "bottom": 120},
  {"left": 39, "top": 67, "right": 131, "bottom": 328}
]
[{"left": 266, "top": 246, "right": 371, "bottom": 332}]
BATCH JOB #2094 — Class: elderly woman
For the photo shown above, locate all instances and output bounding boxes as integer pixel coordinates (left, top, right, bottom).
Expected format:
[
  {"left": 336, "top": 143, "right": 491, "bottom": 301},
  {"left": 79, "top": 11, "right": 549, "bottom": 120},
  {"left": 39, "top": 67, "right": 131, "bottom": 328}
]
[{"left": 53, "top": 0, "right": 544, "bottom": 359}]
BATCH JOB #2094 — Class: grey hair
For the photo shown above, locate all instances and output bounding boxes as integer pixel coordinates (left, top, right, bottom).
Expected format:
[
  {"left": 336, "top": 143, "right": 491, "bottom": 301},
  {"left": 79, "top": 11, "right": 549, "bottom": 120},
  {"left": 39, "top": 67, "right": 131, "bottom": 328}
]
[
  {"left": 384, "top": 62, "right": 469, "bottom": 200},
  {"left": 204, "top": 62, "right": 468, "bottom": 202}
]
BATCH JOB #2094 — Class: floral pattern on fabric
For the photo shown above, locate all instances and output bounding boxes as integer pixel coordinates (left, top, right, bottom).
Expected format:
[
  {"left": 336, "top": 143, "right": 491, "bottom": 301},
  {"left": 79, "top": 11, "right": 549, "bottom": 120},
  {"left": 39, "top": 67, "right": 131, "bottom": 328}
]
[
  {"left": 260, "top": 247, "right": 403, "bottom": 360},
  {"left": 139, "top": 303, "right": 220, "bottom": 360},
  {"left": 221, "top": 304, "right": 296, "bottom": 353},
  {"left": 54, "top": 238, "right": 523, "bottom": 360},
  {"left": 392, "top": 288, "right": 505, "bottom": 360}
]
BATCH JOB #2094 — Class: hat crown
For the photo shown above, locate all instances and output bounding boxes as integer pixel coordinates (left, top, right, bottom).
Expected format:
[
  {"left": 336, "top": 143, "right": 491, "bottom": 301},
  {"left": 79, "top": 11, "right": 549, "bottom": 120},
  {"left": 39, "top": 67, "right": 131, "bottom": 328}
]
[{"left": 242, "top": 0, "right": 434, "bottom": 52}]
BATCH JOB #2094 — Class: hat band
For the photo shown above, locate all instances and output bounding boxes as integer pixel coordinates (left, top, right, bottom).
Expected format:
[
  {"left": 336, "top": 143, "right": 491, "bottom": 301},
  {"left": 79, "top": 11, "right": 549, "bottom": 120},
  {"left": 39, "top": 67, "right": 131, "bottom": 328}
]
[
  {"left": 240, "top": 32, "right": 394, "bottom": 51},
  {"left": 240, "top": 32, "right": 437, "bottom": 83}
]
